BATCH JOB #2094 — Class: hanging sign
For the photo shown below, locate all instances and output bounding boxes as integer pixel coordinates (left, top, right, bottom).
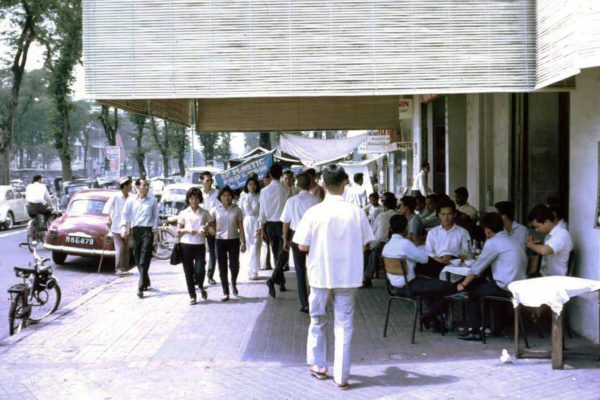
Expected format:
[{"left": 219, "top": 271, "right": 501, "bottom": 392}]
[
  {"left": 104, "top": 146, "right": 120, "bottom": 179},
  {"left": 214, "top": 152, "right": 274, "bottom": 190},
  {"left": 399, "top": 98, "right": 413, "bottom": 120}
]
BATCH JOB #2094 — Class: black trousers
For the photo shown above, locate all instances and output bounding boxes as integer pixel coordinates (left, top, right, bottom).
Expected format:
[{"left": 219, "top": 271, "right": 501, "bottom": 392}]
[
  {"left": 392, "top": 277, "right": 456, "bottom": 316},
  {"left": 364, "top": 243, "right": 383, "bottom": 280},
  {"left": 132, "top": 226, "right": 154, "bottom": 292},
  {"left": 181, "top": 243, "right": 206, "bottom": 299},
  {"left": 290, "top": 229, "right": 309, "bottom": 309},
  {"left": 266, "top": 221, "right": 287, "bottom": 286},
  {"left": 415, "top": 257, "right": 446, "bottom": 279},
  {"left": 206, "top": 236, "right": 217, "bottom": 279},
  {"left": 465, "top": 277, "right": 510, "bottom": 330},
  {"left": 216, "top": 238, "right": 240, "bottom": 295}
]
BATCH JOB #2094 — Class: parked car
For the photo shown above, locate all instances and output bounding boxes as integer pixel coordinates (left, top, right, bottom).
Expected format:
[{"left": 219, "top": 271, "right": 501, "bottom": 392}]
[
  {"left": 10, "top": 179, "right": 26, "bottom": 196},
  {"left": 183, "top": 166, "right": 223, "bottom": 185},
  {"left": 59, "top": 179, "right": 96, "bottom": 211},
  {"left": 44, "top": 189, "right": 116, "bottom": 265},
  {"left": 158, "top": 183, "right": 197, "bottom": 220},
  {"left": 0, "top": 185, "right": 29, "bottom": 229}
]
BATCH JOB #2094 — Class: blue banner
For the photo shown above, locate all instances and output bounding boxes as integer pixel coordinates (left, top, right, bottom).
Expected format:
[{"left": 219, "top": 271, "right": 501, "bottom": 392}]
[{"left": 214, "top": 152, "right": 274, "bottom": 190}]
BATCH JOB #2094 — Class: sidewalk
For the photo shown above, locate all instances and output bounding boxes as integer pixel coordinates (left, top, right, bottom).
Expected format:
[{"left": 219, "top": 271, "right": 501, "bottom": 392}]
[{"left": 1, "top": 257, "right": 599, "bottom": 400}]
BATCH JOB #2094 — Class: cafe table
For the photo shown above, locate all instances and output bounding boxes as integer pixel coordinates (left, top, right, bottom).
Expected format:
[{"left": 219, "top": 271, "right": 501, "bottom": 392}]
[{"left": 508, "top": 276, "right": 600, "bottom": 369}]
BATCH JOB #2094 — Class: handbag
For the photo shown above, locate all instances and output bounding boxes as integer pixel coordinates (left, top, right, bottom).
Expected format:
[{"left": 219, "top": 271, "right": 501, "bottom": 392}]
[{"left": 170, "top": 237, "right": 182, "bottom": 265}]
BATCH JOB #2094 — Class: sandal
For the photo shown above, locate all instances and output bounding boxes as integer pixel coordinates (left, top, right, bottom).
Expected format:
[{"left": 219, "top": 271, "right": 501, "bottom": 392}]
[
  {"left": 189, "top": 298, "right": 197, "bottom": 305},
  {"left": 221, "top": 295, "right": 230, "bottom": 302},
  {"left": 309, "top": 367, "right": 328, "bottom": 380}
]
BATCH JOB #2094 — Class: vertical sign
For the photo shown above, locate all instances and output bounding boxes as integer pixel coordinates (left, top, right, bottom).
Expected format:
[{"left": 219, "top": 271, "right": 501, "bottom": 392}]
[
  {"left": 399, "top": 98, "right": 413, "bottom": 120},
  {"left": 104, "top": 146, "right": 121, "bottom": 179}
]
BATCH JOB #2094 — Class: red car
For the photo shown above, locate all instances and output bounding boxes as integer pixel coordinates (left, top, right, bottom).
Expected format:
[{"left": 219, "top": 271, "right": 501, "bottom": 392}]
[{"left": 44, "top": 189, "right": 116, "bottom": 265}]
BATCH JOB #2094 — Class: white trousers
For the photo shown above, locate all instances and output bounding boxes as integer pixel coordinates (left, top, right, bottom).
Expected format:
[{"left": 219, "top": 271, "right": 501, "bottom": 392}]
[{"left": 306, "top": 287, "right": 356, "bottom": 384}]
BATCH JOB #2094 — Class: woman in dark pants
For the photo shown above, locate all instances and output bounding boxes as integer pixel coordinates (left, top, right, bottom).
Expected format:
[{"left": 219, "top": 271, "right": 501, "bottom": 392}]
[
  {"left": 210, "top": 186, "right": 246, "bottom": 301},
  {"left": 177, "top": 187, "right": 212, "bottom": 304}
]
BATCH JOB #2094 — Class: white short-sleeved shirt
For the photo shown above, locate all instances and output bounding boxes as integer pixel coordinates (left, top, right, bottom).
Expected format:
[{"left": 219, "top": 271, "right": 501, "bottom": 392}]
[
  {"left": 372, "top": 209, "right": 399, "bottom": 243},
  {"left": 541, "top": 224, "right": 573, "bottom": 276},
  {"left": 259, "top": 180, "right": 289, "bottom": 223},
  {"left": 25, "top": 182, "right": 52, "bottom": 205},
  {"left": 210, "top": 203, "right": 243, "bottom": 240},
  {"left": 105, "top": 191, "right": 129, "bottom": 233},
  {"left": 382, "top": 234, "right": 429, "bottom": 288},
  {"left": 280, "top": 190, "right": 320, "bottom": 231},
  {"left": 178, "top": 206, "right": 211, "bottom": 245},
  {"left": 201, "top": 188, "right": 219, "bottom": 212},
  {"left": 425, "top": 224, "right": 470, "bottom": 258},
  {"left": 293, "top": 195, "right": 374, "bottom": 289}
]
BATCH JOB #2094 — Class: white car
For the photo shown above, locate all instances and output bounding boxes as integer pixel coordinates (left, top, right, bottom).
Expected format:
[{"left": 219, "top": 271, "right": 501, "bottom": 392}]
[
  {"left": 0, "top": 185, "right": 29, "bottom": 229},
  {"left": 158, "top": 183, "right": 198, "bottom": 219}
]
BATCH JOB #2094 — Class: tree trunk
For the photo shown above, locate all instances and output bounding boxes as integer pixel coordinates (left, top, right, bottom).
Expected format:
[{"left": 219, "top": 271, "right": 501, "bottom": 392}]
[
  {"left": 163, "top": 157, "right": 169, "bottom": 178},
  {"left": 58, "top": 115, "right": 73, "bottom": 181},
  {"left": 178, "top": 155, "right": 185, "bottom": 177}
]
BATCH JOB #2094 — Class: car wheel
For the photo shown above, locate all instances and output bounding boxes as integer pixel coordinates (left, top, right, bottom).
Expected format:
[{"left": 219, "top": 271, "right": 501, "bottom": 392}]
[
  {"left": 52, "top": 251, "right": 67, "bottom": 265},
  {"left": 4, "top": 212, "right": 14, "bottom": 230}
]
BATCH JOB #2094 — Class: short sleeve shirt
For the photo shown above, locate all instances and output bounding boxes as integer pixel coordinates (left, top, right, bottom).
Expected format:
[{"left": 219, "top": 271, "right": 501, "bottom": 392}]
[
  {"left": 178, "top": 206, "right": 211, "bottom": 245},
  {"left": 210, "top": 203, "right": 243, "bottom": 240},
  {"left": 541, "top": 225, "right": 573, "bottom": 276}
]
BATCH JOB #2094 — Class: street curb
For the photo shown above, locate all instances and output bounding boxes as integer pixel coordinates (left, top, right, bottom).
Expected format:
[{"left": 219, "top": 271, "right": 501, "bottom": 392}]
[{"left": 1, "top": 275, "right": 121, "bottom": 346}]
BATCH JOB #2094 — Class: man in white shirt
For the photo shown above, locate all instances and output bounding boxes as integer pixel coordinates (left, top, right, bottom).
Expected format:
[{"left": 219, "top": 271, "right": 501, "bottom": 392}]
[
  {"left": 454, "top": 187, "right": 478, "bottom": 221},
  {"left": 456, "top": 212, "right": 528, "bottom": 341},
  {"left": 105, "top": 177, "right": 133, "bottom": 274},
  {"left": 261, "top": 163, "right": 292, "bottom": 297},
  {"left": 281, "top": 173, "right": 320, "bottom": 312},
  {"left": 382, "top": 214, "right": 456, "bottom": 331},
  {"left": 363, "top": 193, "right": 398, "bottom": 287},
  {"left": 526, "top": 204, "right": 573, "bottom": 276},
  {"left": 494, "top": 201, "right": 528, "bottom": 247},
  {"left": 364, "top": 192, "right": 383, "bottom": 225},
  {"left": 421, "top": 194, "right": 441, "bottom": 229},
  {"left": 200, "top": 172, "right": 219, "bottom": 284},
  {"left": 415, "top": 199, "right": 470, "bottom": 279},
  {"left": 294, "top": 164, "right": 374, "bottom": 389},
  {"left": 25, "top": 175, "right": 54, "bottom": 240},
  {"left": 344, "top": 173, "right": 367, "bottom": 208},
  {"left": 411, "top": 162, "right": 431, "bottom": 197}
]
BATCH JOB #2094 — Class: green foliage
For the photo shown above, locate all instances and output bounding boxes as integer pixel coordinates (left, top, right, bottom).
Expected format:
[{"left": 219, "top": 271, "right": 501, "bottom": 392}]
[
  {"left": 198, "top": 132, "right": 231, "bottom": 163},
  {"left": 128, "top": 112, "right": 148, "bottom": 176},
  {"left": 98, "top": 104, "right": 118, "bottom": 145}
]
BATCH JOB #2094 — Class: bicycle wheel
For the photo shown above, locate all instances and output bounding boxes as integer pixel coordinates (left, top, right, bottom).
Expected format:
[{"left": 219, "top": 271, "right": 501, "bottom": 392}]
[
  {"left": 8, "top": 293, "right": 27, "bottom": 336},
  {"left": 28, "top": 282, "right": 61, "bottom": 322},
  {"left": 152, "top": 227, "right": 176, "bottom": 260}
]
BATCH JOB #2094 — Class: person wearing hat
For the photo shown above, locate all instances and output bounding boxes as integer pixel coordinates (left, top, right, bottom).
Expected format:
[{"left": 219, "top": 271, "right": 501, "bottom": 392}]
[{"left": 106, "top": 177, "right": 133, "bottom": 275}]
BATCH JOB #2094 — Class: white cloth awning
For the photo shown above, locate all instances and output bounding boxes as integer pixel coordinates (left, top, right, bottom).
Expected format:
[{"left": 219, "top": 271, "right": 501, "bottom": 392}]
[{"left": 279, "top": 134, "right": 367, "bottom": 166}]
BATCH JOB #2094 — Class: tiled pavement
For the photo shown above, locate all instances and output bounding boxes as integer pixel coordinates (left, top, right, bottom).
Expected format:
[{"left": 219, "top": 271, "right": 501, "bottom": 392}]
[{"left": 1, "top": 256, "right": 599, "bottom": 400}]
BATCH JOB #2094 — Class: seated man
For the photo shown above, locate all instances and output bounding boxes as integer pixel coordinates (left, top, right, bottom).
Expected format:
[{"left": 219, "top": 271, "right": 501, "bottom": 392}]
[
  {"left": 494, "top": 201, "right": 528, "bottom": 247},
  {"left": 363, "top": 193, "right": 398, "bottom": 287},
  {"left": 398, "top": 195, "right": 424, "bottom": 245},
  {"left": 383, "top": 214, "right": 456, "bottom": 330},
  {"left": 364, "top": 192, "right": 383, "bottom": 225},
  {"left": 414, "top": 194, "right": 427, "bottom": 217},
  {"left": 456, "top": 212, "right": 528, "bottom": 341},
  {"left": 454, "top": 187, "right": 478, "bottom": 221},
  {"left": 415, "top": 199, "right": 470, "bottom": 279},
  {"left": 545, "top": 195, "right": 568, "bottom": 230},
  {"left": 421, "top": 194, "right": 441, "bottom": 229},
  {"left": 526, "top": 204, "right": 573, "bottom": 276}
]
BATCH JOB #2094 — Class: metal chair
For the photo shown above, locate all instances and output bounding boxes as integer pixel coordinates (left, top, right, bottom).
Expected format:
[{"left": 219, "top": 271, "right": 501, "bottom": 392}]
[{"left": 382, "top": 257, "right": 423, "bottom": 344}]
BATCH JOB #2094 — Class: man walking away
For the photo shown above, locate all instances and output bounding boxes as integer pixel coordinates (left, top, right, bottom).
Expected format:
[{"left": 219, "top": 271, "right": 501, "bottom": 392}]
[
  {"left": 25, "top": 175, "right": 53, "bottom": 240},
  {"left": 260, "top": 163, "right": 290, "bottom": 297},
  {"left": 411, "top": 162, "right": 431, "bottom": 197},
  {"left": 200, "top": 171, "right": 219, "bottom": 284},
  {"left": 281, "top": 172, "right": 320, "bottom": 312},
  {"left": 294, "top": 164, "right": 374, "bottom": 389},
  {"left": 106, "top": 177, "right": 133, "bottom": 274},
  {"left": 121, "top": 178, "right": 159, "bottom": 298}
]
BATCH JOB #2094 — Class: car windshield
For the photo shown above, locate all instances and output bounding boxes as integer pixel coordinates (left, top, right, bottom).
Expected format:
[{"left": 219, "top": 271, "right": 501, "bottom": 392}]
[
  {"left": 66, "top": 184, "right": 89, "bottom": 195},
  {"left": 167, "top": 189, "right": 187, "bottom": 196},
  {"left": 68, "top": 199, "right": 107, "bottom": 216}
]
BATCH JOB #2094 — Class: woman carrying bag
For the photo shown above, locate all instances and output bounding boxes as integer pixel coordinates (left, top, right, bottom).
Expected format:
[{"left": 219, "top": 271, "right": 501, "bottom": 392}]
[
  {"left": 239, "top": 177, "right": 261, "bottom": 280},
  {"left": 178, "top": 187, "right": 212, "bottom": 304},
  {"left": 210, "top": 186, "right": 246, "bottom": 301}
]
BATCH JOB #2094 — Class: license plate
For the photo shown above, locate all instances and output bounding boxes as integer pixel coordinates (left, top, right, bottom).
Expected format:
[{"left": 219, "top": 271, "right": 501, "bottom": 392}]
[
  {"left": 66, "top": 235, "right": 95, "bottom": 246},
  {"left": 165, "top": 207, "right": 179, "bottom": 216}
]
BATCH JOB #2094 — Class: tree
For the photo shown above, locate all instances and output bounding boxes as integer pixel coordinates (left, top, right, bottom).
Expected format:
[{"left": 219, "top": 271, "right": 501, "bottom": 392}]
[
  {"left": 150, "top": 117, "right": 172, "bottom": 178},
  {"left": 98, "top": 105, "right": 118, "bottom": 146},
  {"left": 45, "top": 0, "right": 82, "bottom": 181},
  {"left": 198, "top": 132, "right": 231, "bottom": 165},
  {"left": 128, "top": 112, "right": 147, "bottom": 177},
  {"left": 0, "top": 1, "right": 50, "bottom": 184},
  {"left": 170, "top": 124, "right": 188, "bottom": 176},
  {"left": 244, "top": 132, "right": 261, "bottom": 152}
]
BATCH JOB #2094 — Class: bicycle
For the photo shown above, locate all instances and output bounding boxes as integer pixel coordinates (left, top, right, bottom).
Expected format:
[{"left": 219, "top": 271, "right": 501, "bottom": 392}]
[
  {"left": 27, "top": 209, "right": 60, "bottom": 246},
  {"left": 152, "top": 217, "right": 178, "bottom": 260},
  {"left": 8, "top": 242, "right": 62, "bottom": 336}
]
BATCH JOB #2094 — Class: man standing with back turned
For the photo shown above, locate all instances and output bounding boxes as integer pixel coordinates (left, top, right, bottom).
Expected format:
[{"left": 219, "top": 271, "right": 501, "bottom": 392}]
[{"left": 294, "top": 164, "right": 374, "bottom": 389}]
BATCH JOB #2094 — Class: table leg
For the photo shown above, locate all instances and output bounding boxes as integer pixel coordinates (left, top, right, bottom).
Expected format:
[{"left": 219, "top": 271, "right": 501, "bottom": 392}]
[
  {"left": 551, "top": 311, "right": 564, "bottom": 369},
  {"left": 514, "top": 305, "right": 521, "bottom": 358}
]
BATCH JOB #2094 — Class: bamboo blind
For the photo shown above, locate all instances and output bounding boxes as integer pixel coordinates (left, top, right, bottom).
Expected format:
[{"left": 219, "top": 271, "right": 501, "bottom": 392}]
[
  {"left": 98, "top": 99, "right": 192, "bottom": 126},
  {"left": 83, "top": 0, "right": 537, "bottom": 99}
]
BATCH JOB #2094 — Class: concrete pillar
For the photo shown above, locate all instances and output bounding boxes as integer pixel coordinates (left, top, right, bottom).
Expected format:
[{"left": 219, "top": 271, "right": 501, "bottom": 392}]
[
  {"left": 427, "top": 102, "right": 434, "bottom": 173},
  {"left": 412, "top": 95, "right": 422, "bottom": 177},
  {"left": 445, "top": 95, "right": 467, "bottom": 194},
  {"left": 465, "top": 94, "right": 484, "bottom": 210}
]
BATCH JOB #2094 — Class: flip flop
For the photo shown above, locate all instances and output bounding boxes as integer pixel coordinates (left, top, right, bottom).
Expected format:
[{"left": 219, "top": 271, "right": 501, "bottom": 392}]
[{"left": 309, "top": 368, "right": 328, "bottom": 380}]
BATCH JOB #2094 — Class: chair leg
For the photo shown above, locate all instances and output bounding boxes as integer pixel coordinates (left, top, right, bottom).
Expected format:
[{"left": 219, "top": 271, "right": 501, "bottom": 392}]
[
  {"left": 383, "top": 298, "right": 393, "bottom": 338},
  {"left": 514, "top": 305, "right": 521, "bottom": 358},
  {"left": 481, "top": 301, "right": 487, "bottom": 344},
  {"left": 411, "top": 301, "right": 418, "bottom": 344},
  {"left": 418, "top": 299, "right": 423, "bottom": 332}
]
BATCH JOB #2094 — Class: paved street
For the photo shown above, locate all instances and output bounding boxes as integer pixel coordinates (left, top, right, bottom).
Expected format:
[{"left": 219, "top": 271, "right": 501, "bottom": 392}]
[
  {"left": 1, "top": 254, "right": 599, "bottom": 399},
  {"left": 0, "top": 226, "right": 117, "bottom": 340}
]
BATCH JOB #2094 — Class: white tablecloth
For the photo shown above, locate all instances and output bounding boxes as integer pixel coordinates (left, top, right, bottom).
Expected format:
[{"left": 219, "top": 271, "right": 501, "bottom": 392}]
[
  {"left": 439, "top": 266, "right": 472, "bottom": 282},
  {"left": 508, "top": 276, "right": 600, "bottom": 315}
]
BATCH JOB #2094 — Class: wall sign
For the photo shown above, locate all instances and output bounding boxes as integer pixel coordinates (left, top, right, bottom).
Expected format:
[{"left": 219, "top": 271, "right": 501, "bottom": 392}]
[{"left": 398, "top": 98, "right": 413, "bottom": 120}]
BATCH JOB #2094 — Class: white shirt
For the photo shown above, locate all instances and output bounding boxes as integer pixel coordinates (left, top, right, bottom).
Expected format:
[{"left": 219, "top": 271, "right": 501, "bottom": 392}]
[
  {"left": 259, "top": 179, "right": 288, "bottom": 223},
  {"left": 293, "top": 195, "right": 374, "bottom": 289},
  {"left": 210, "top": 203, "right": 243, "bottom": 240},
  {"left": 382, "top": 234, "right": 429, "bottom": 288},
  {"left": 469, "top": 231, "right": 527, "bottom": 289},
  {"left": 411, "top": 170, "right": 430, "bottom": 195},
  {"left": 541, "top": 224, "right": 573, "bottom": 276},
  {"left": 105, "top": 191, "right": 129, "bottom": 234},
  {"left": 178, "top": 206, "right": 211, "bottom": 245},
  {"left": 120, "top": 195, "right": 159, "bottom": 233},
  {"left": 425, "top": 224, "right": 470, "bottom": 257},
  {"left": 239, "top": 192, "right": 260, "bottom": 218},
  {"left": 364, "top": 204, "right": 383, "bottom": 225},
  {"left": 201, "top": 187, "right": 219, "bottom": 212},
  {"left": 372, "top": 209, "right": 398, "bottom": 244},
  {"left": 280, "top": 190, "right": 320, "bottom": 231},
  {"left": 344, "top": 184, "right": 367, "bottom": 208},
  {"left": 25, "top": 182, "right": 52, "bottom": 206},
  {"left": 507, "top": 221, "right": 528, "bottom": 248}
]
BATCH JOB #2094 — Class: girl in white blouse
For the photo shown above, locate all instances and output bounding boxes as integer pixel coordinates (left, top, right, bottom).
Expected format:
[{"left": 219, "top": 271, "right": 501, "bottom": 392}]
[
  {"left": 177, "top": 187, "right": 212, "bottom": 304},
  {"left": 210, "top": 186, "right": 246, "bottom": 301},
  {"left": 239, "top": 177, "right": 261, "bottom": 280}
]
